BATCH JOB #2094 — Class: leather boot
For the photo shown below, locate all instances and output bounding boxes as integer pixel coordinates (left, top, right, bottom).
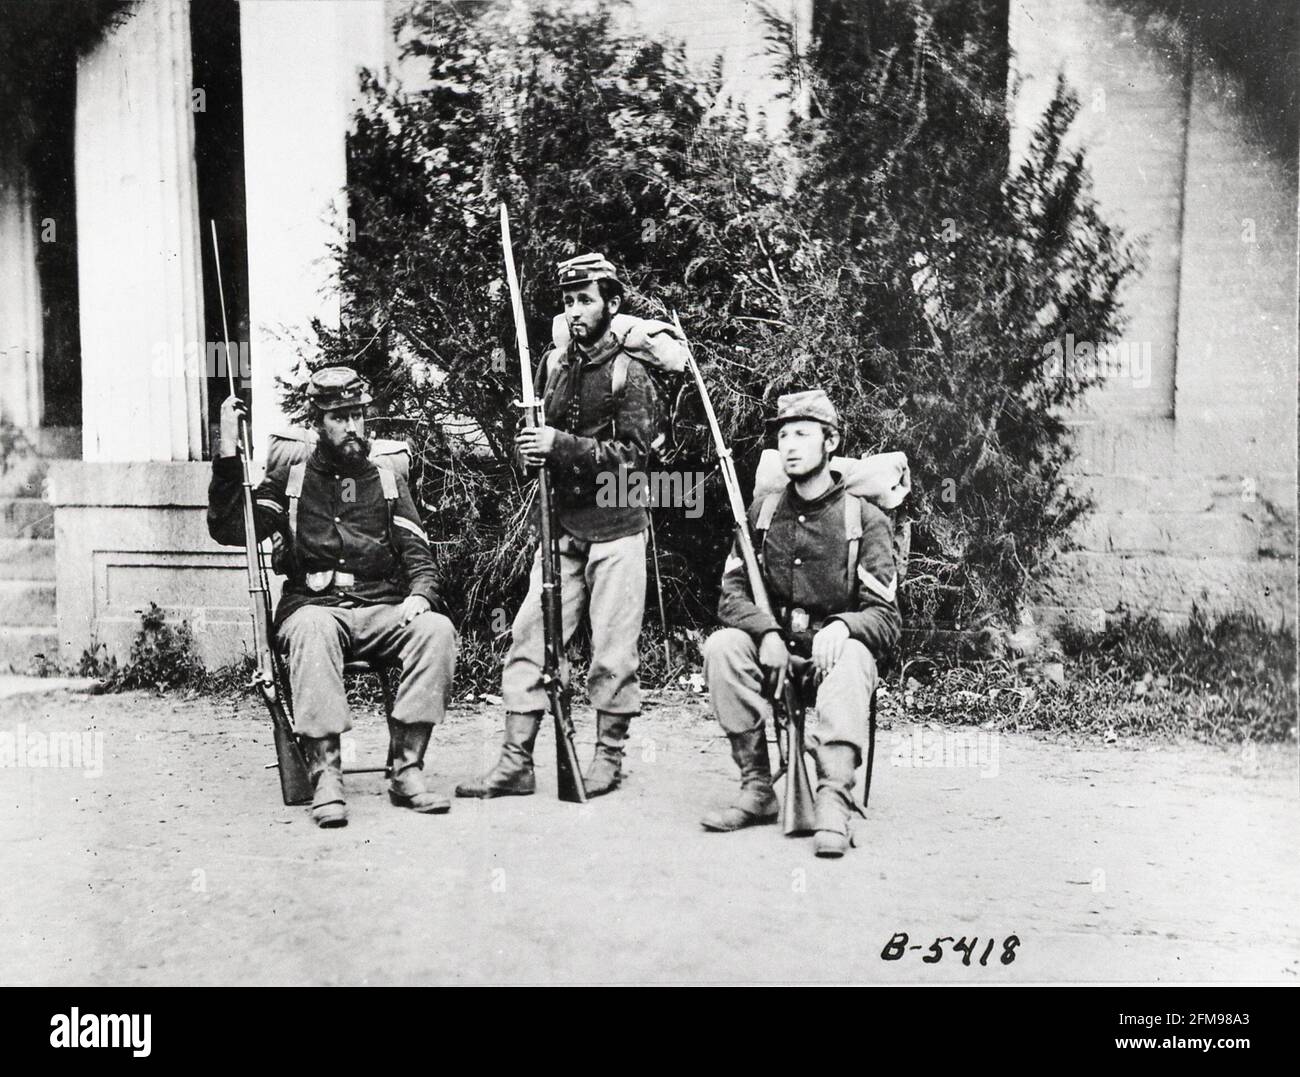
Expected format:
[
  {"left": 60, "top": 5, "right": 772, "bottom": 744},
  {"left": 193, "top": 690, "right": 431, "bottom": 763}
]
[
  {"left": 813, "top": 743, "right": 858, "bottom": 857},
  {"left": 388, "top": 722, "right": 451, "bottom": 814},
  {"left": 455, "top": 712, "right": 541, "bottom": 798},
  {"left": 584, "top": 711, "right": 631, "bottom": 797},
  {"left": 303, "top": 735, "right": 347, "bottom": 828},
  {"left": 700, "top": 727, "right": 779, "bottom": 831}
]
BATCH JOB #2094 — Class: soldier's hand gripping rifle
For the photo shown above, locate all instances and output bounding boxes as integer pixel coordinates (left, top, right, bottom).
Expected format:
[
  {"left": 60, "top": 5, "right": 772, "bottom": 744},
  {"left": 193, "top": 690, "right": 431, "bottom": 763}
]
[
  {"left": 209, "top": 221, "right": 313, "bottom": 807},
  {"left": 672, "top": 312, "right": 815, "bottom": 836},
  {"left": 499, "top": 204, "right": 587, "bottom": 804}
]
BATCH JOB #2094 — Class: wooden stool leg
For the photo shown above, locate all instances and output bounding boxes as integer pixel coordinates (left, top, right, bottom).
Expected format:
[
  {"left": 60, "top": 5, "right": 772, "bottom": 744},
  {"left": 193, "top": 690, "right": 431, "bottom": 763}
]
[
  {"left": 378, "top": 668, "right": 397, "bottom": 779},
  {"left": 862, "top": 688, "right": 878, "bottom": 809}
]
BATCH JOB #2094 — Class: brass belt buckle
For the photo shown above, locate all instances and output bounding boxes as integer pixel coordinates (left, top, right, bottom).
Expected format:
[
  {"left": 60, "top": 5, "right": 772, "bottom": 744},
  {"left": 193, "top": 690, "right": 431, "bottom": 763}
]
[
  {"left": 790, "top": 607, "right": 810, "bottom": 634},
  {"left": 306, "top": 570, "right": 334, "bottom": 593}
]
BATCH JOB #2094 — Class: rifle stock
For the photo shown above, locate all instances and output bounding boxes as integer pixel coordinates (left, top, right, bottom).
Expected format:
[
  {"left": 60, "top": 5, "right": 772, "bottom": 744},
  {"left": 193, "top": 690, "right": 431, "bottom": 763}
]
[
  {"left": 500, "top": 204, "right": 587, "bottom": 804},
  {"left": 780, "top": 674, "right": 818, "bottom": 836},
  {"left": 673, "top": 311, "right": 815, "bottom": 834},
  {"left": 210, "top": 221, "right": 312, "bottom": 807}
]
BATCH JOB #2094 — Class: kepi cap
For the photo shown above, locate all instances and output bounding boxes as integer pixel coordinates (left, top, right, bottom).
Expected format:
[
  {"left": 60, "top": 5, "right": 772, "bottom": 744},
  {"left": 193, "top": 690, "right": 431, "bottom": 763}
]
[
  {"left": 556, "top": 252, "right": 621, "bottom": 289},
  {"left": 765, "top": 389, "right": 840, "bottom": 433},
  {"left": 306, "top": 366, "right": 373, "bottom": 412}
]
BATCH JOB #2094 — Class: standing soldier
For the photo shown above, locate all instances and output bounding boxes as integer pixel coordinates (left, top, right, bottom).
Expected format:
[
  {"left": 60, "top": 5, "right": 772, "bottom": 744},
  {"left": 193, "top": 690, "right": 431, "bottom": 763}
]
[
  {"left": 208, "top": 367, "right": 458, "bottom": 828},
  {"left": 457, "top": 253, "right": 682, "bottom": 799},
  {"left": 699, "top": 390, "right": 902, "bottom": 856}
]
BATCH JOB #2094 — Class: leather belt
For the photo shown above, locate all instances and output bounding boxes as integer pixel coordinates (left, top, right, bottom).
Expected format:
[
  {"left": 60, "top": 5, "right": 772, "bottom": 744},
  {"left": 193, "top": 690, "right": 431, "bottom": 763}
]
[{"left": 306, "top": 569, "right": 356, "bottom": 593}]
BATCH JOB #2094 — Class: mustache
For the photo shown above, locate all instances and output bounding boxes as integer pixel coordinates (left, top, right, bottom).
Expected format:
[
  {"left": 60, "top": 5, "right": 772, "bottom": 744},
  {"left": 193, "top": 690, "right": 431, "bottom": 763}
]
[{"left": 325, "top": 433, "right": 370, "bottom": 459}]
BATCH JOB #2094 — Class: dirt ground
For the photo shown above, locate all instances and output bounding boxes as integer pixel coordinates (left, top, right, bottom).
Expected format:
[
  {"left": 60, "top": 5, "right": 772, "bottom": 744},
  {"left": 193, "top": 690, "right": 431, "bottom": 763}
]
[{"left": 1, "top": 683, "right": 1296, "bottom": 985}]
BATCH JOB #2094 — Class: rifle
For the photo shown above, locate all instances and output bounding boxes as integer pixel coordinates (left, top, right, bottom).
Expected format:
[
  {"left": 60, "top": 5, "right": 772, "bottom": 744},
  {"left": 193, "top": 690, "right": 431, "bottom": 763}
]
[
  {"left": 672, "top": 312, "right": 815, "bottom": 836},
  {"left": 209, "top": 221, "right": 313, "bottom": 807},
  {"left": 499, "top": 204, "right": 587, "bottom": 804}
]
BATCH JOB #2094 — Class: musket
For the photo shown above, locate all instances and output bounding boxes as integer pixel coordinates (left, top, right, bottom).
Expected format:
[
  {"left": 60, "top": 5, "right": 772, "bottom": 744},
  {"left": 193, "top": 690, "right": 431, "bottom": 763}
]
[
  {"left": 647, "top": 513, "right": 673, "bottom": 671},
  {"left": 672, "top": 311, "right": 815, "bottom": 835},
  {"left": 209, "top": 221, "right": 313, "bottom": 807},
  {"left": 499, "top": 204, "right": 587, "bottom": 804}
]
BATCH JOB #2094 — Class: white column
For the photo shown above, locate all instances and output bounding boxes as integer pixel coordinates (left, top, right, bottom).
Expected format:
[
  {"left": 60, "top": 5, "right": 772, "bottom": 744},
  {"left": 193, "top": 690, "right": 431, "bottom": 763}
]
[
  {"left": 75, "top": 0, "right": 206, "bottom": 462},
  {"left": 0, "top": 161, "right": 44, "bottom": 432},
  {"left": 240, "top": 0, "right": 387, "bottom": 453}
]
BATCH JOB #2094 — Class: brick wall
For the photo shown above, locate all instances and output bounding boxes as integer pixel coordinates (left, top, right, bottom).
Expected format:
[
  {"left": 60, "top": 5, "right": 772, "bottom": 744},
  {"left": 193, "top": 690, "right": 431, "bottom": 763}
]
[{"left": 1012, "top": 0, "right": 1297, "bottom": 629}]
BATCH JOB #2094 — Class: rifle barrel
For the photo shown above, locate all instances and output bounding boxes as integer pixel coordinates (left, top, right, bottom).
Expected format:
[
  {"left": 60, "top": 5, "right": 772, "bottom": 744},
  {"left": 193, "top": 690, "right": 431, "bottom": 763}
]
[
  {"left": 209, "top": 222, "right": 312, "bottom": 805},
  {"left": 499, "top": 203, "right": 586, "bottom": 803},
  {"left": 673, "top": 311, "right": 813, "bottom": 832},
  {"left": 672, "top": 311, "right": 773, "bottom": 617},
  {"left": 209, "top": 223, "right": 274, "bottom": 675}
]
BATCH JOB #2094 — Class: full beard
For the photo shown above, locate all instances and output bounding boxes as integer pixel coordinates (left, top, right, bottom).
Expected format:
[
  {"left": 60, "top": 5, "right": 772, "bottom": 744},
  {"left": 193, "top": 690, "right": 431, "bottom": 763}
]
[
  {"left": 573, "top": 309, "right": 613, "bottom": 346},
  {"left": 320, "top": 433, "right": 371, "bottom": 466}
]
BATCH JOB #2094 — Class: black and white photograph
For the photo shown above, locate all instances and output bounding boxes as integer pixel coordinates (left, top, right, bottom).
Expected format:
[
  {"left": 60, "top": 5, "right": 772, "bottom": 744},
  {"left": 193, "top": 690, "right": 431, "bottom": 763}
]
[{"left": 0, "top": 0, "right": 1295, "bottom": 1011}]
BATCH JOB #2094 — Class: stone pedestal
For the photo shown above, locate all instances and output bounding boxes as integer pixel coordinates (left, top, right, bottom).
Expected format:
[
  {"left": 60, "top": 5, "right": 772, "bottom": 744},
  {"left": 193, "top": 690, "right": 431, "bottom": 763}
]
[{"left": 48, "top": 461, "right": 271, "bottom": 667}]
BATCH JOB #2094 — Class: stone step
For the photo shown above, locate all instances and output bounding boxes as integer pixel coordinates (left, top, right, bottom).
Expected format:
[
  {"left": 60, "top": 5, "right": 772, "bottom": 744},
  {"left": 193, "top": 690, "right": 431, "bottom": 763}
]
[
  {"left": 0, "top": 579, "right": 57, "bottom": 626},
  {"left": 0, "top": 626, "right": 61, "bottom": 673},
  {"left": 0, "top": 498, "right": 54, "bottom": 539},
  {"left": 0, "top": 538, "right": 55, "bottom": 580}
]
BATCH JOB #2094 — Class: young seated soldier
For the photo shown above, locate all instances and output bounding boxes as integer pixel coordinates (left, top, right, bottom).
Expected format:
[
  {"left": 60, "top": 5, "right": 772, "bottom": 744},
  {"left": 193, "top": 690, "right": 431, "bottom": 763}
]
[
  {"left": 700, "top": 390, "right": 902, "bottom": 857},
  {"left": 208, "top": 367, "right": 457, "bottom": 828}
]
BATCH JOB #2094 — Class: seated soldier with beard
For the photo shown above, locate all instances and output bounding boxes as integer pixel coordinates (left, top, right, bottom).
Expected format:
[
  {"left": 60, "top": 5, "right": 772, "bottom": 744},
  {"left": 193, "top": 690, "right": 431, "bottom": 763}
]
[{"left": 208, "top": 367, "right": 457, "bottom": 828}]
